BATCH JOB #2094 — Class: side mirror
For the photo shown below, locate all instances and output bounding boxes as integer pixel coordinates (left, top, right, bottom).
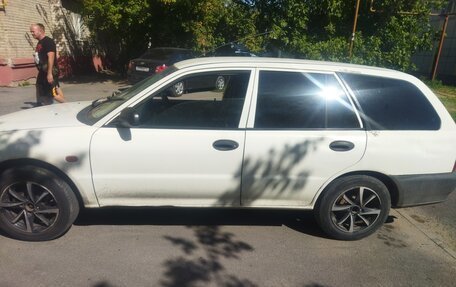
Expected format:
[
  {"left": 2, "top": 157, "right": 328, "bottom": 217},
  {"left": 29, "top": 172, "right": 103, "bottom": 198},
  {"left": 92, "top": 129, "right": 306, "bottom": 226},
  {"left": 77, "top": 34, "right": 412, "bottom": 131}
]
[{"left": 116, "top": 107, "right": 141, "bottom": 128}]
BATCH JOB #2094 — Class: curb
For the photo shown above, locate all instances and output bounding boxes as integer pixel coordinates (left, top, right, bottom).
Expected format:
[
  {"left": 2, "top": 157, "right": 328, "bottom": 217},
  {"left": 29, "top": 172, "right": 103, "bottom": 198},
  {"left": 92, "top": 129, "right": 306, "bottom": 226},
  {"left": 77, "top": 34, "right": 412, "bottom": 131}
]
[{"left": 394, "top": 208, "right": 456, "bottom": 260}]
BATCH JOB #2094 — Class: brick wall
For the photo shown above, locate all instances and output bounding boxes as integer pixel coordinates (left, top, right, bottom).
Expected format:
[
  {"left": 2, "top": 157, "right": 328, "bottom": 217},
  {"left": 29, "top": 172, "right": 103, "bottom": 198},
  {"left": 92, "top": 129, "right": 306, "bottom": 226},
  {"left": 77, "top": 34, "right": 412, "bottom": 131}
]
[
  {"left": 0, "top": 0, "right": 89, "bottom": 86},
  {"left": 0, "top": 0, "right": 53, "bottom": 59}
]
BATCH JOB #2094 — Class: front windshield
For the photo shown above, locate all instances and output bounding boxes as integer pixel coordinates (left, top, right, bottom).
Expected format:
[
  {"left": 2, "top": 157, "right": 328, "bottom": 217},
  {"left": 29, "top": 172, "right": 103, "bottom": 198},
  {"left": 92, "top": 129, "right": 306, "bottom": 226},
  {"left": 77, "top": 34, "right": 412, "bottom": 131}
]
[{"left": 86, "top": 66, "right": 178, "bottom": 122}]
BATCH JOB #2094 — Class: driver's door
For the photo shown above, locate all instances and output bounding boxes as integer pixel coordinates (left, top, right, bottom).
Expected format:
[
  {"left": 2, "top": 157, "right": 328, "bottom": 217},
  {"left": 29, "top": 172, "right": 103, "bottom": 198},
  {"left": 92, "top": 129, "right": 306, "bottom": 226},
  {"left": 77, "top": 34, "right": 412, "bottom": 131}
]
[{"left": 90, "top": 70, "right": 253, "bottom": 207}]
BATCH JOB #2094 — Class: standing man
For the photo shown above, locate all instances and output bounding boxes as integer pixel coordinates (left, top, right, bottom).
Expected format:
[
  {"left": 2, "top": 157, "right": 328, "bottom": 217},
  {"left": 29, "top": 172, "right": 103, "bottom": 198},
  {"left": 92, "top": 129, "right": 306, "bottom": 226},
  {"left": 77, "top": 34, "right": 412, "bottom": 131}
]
[{"left": 30, "top": 23, "right": 59, "bottom": 106}]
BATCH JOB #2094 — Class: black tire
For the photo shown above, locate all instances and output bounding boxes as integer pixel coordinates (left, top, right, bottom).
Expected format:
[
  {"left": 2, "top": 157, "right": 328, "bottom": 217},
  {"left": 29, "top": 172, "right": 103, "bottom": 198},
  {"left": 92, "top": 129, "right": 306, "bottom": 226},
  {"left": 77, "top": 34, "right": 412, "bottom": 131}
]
[
  {"left": 0, "top": 166, "right": 79, "bottom": 241},
  {"left": 315, "top": 175, "right": 391, "bottom": 240},
  {"left": 171, "top": 81, "right": 184, "bottom": 97}
]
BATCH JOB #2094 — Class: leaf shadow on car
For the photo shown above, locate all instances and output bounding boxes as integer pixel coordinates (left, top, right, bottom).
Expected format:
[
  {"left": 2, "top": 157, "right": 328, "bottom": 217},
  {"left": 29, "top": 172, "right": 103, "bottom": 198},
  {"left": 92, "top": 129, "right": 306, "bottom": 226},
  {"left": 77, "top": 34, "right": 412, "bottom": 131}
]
[
  {"left": 0, "top": 129, "right": 88, "bottom": 240},
  {"left": 0, "top": 130, "right": 42, "bottom": 159},
  {"left": 217, "top": 139, "right": 324, "bottom": 206},
  {"left": 75, "top": 138, "right": 326, "bottom": 237}
]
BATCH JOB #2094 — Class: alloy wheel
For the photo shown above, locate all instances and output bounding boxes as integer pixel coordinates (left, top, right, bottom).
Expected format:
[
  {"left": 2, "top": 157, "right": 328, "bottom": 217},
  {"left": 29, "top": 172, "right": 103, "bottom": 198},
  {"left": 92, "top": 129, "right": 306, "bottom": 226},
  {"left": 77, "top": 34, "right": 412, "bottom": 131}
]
[
  {"left": 215, "top": 76, "right": 225, "bottom": 90},
  {"left": 173, "top": 82, "right": 184, "bottom": 96},
  {"left": 0, "top": 181, "right": 60, "bottom": 234},
  {"left": 331, "top": 186, "right": 382, "bottom": 233}
]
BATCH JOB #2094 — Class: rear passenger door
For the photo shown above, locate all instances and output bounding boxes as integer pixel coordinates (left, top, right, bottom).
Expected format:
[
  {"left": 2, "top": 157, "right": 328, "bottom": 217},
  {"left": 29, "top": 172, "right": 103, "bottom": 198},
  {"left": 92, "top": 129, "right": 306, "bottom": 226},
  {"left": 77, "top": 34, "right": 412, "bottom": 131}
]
[{"left": 242, "top": 70, "right": 367, "bottom": 207}]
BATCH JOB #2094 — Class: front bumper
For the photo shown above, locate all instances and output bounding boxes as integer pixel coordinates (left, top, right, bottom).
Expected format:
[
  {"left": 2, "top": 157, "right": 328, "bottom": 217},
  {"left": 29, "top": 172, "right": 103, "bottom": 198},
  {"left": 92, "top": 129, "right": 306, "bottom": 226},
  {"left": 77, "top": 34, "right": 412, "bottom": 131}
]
[{"left": 391, "top": 172, "right": 456, "bottom": 207}]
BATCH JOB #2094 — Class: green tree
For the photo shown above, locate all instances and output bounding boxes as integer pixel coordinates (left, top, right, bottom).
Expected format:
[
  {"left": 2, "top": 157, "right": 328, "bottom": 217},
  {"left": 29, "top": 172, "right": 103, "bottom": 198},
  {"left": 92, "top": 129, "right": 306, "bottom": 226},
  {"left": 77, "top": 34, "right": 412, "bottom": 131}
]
[
  {"left": 246, "top": 0, "right": 447, "bottom": 70},
  {"left": 81, "top": 0, "right": 448, "bottom": 72},
  {"left": 82, "top": 0, "right": 152, "bottom": 70}
]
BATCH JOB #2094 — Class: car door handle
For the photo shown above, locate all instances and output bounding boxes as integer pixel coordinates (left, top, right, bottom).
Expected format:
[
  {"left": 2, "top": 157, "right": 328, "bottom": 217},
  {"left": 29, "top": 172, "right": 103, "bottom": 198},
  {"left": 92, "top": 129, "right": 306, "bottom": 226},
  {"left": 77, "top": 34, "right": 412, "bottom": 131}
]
[
  {"left": 329, "top": 140, "right": 355, "bottom": 152},
  {"left": 213, "top": 140, "right": 239, "bottom": 151}
]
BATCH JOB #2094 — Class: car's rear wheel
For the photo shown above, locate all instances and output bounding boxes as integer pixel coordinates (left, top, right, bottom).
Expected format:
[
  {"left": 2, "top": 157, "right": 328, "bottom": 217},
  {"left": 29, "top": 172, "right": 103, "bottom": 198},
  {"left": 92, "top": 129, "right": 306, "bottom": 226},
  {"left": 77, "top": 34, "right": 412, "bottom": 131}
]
[
  {"left": 171, "top": 81, "right": 185, "bottom": 97},
  {"left": 315, "top": 175, "right": 390, "bottom": 240},
  {"left": 0, "top": 166, "right": 79, "bottom": 241}
]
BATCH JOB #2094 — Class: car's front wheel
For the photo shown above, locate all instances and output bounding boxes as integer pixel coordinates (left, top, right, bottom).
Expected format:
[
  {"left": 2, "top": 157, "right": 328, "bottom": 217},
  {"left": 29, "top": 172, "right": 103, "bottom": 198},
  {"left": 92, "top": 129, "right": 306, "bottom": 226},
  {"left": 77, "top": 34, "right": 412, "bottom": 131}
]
[
  {"left": 315, "top": 175, "right": 391, "bottom": 240},
  {"left": 0, "top": 166, "right": 79, "bottom": 241}
]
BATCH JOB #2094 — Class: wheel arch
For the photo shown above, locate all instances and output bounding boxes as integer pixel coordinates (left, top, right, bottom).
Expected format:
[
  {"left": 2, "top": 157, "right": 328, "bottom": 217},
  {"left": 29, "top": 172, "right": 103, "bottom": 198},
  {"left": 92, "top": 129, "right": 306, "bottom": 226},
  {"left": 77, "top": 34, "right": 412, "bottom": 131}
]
[
  {"left": 315, "top": 171, "right": 400, "bottom": 208},
  {"left": 0, "top": 158, "right": 85, "bottom": 209}
]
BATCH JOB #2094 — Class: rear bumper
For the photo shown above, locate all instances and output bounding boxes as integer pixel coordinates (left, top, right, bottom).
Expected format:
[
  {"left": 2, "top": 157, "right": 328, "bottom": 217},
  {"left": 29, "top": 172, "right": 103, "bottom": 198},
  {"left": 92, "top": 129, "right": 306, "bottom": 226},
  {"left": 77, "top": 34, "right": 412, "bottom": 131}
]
[
  {"left": 391, "top": 172, "right": 456, "bottom": 207},
  {"left": 127, "top": 72, "right": 151, "bottom": 84}
]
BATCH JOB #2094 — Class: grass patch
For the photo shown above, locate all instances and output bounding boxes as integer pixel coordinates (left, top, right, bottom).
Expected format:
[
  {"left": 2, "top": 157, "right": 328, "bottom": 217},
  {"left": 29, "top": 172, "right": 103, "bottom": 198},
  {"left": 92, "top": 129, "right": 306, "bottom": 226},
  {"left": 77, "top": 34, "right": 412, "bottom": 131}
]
[
  {"left": 426, "top": 81, "right": 456, "bottom": 121},
  {"left": 18, "top": 81, "right": 31, "bottom": 87},
  {"left": 437, "top": 95, "right": 456, "bottom": 121}
]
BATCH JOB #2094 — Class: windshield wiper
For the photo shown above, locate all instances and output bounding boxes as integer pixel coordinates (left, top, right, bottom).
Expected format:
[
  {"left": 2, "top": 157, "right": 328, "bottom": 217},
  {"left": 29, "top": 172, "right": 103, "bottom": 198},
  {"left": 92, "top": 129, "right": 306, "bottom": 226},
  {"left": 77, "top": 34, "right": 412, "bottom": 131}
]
[
  {"left": 91, "top": 96, "right": 124, "bottom": 108},
  {"left": 91, "top": 85, "right": 133, "bottom": 108}
]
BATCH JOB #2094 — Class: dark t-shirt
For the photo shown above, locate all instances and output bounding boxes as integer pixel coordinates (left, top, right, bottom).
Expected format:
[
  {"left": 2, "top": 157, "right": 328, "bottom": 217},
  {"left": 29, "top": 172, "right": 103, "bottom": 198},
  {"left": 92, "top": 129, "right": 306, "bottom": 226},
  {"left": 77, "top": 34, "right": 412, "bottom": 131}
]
[{"left": 34, "top": 36, "right": 58, "bottom": 84}]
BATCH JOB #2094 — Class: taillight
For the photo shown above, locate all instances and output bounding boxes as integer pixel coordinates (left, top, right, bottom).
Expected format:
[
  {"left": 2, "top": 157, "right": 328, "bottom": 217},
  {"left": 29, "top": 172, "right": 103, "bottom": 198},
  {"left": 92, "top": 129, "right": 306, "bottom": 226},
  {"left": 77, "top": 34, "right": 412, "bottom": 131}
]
[
  {"left": 128, "top": 61, "right": 134, "bottom": 71},
  {"left": 155, "top": 64, "right": 167, "bottom": 73}
]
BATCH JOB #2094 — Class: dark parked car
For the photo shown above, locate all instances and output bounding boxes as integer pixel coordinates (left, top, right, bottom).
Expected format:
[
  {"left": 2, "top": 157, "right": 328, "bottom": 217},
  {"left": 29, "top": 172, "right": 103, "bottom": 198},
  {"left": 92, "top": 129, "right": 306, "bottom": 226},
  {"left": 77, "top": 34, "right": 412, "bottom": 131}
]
[
  {"left": 164, "top": 42, "right": 256, "bottom": 96},
  {"left": 208, "top": 42, "right": 256, "bottom": 57},
  {"left": 127, "top": 47, "right": 228, "bottom": 96},
  {"left": 169, "top": 74, "right": 227, "bottom": 97},
  {"left": 127, "top": 47, "right": 194, "bottom": 84}
]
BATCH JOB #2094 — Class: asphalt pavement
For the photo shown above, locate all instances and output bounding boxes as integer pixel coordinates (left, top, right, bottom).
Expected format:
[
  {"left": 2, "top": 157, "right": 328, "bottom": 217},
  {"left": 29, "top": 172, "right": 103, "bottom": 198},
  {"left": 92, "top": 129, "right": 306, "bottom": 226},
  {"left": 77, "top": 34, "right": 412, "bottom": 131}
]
[
  {"left": 0, "top": 77, "right": 123, "bottom": 116},
  {"left": 0, "top": 77, "right": 455, "bottom": 287}
]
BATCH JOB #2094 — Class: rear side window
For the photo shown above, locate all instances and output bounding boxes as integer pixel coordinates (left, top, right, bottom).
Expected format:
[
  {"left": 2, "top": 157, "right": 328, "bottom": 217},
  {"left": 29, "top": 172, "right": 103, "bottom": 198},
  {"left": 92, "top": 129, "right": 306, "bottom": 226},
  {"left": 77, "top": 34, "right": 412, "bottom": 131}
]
[
  {"left": 341, "top": 73, "right": 441, "bottom": 130},
  {"left": 255, "top": 71, "right": 360, "bottom": 129}
]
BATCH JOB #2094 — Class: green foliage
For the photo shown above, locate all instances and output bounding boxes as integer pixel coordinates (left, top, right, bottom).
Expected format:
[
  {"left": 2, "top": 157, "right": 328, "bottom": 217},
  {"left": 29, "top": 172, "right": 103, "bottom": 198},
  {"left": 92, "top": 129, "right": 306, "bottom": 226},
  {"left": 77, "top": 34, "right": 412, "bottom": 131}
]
[
  {"left": 424, "top": 79, "right": 456, "bottom": 121},
  {"left": 252, "top": 0, "right": 446, "bottom": 71},
  {"left": 434, "top": 91, "right": 456, "bottom": 122},
  {"left": 82, "top": 0, "right": 152, "bottom": 70},
  {"left": 423, "top": 78, "right": 444, "bottom": 89},
  {"left": 81, "top": 0, "right": 448, "bottom": 72},
  {"left": 18, "top": 81, "right": 31, "bottom": 87}
]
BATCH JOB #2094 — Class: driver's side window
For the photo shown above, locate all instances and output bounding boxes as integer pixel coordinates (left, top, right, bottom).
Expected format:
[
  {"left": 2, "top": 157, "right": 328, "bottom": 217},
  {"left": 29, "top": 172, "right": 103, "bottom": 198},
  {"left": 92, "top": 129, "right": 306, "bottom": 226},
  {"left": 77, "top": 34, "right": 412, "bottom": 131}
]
[{"left": 135, "top": 70, "right": 251, "bottom": 129}]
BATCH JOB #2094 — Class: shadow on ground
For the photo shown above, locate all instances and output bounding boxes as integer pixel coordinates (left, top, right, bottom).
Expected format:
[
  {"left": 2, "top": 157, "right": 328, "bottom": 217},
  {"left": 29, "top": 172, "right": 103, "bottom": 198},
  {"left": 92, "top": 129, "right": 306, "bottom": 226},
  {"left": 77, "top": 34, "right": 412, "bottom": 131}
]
[
  {"left": 74, "top": 207, "right": 326, "bottom": 238},
  {"left": 61, "top": 72, "right": 127, "bottom": 85},
  {"left": 75, "top": 207, "right": 330, "bottom": 287}
]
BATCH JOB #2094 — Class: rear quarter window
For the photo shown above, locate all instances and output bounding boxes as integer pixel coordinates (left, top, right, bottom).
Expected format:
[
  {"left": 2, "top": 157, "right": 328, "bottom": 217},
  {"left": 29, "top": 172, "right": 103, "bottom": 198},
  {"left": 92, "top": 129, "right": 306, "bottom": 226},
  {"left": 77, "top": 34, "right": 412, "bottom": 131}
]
[{"left": 340, "top": 73, "right": 441, "bottom": 130}]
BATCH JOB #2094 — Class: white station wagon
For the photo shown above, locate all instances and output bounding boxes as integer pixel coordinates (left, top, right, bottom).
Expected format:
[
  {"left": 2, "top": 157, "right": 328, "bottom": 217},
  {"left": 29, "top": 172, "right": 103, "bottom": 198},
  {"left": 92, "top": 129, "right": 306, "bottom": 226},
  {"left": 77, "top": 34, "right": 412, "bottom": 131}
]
[{"left": 0, "top": 57, "right": 455, "bottom": 241}]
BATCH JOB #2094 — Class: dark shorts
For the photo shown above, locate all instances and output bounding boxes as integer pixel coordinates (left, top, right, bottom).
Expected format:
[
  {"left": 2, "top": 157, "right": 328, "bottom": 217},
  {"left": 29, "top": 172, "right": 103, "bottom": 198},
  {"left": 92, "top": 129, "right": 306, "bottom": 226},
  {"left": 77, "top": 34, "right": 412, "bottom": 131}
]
[{"left": 36, "top": 76, "right": 59, "bottom": 106}]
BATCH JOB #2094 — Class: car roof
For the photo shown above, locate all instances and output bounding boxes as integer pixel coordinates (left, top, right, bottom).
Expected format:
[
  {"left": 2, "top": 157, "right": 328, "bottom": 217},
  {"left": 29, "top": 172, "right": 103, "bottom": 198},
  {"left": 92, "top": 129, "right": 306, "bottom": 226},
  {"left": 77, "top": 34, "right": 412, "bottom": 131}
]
[{"left": 173, "top": 56, "right": 406, "bottom": 77}]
